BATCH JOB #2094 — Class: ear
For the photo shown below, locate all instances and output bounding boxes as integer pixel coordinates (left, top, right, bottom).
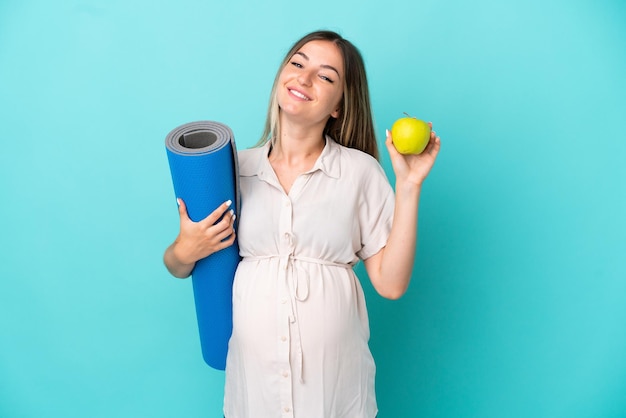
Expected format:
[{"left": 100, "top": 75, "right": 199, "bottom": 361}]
[{"left": 330, "top": 107, "right": 341, "bottom": 119}]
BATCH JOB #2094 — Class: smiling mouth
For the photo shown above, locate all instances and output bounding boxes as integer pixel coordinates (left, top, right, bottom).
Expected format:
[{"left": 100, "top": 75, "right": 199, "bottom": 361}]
[{"left": 289, "top": 89, "right": 311, "bottom": 101}]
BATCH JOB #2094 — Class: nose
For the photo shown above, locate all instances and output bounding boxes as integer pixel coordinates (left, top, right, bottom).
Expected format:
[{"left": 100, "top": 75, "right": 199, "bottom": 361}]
[{"left": 297, "top": 70, "right": 313, "bottom": 87}]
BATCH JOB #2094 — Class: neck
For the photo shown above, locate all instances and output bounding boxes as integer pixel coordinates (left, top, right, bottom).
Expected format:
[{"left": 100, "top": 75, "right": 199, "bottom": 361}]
[{"left": 272, "top": 115, "right": 327, "bottom": 165}]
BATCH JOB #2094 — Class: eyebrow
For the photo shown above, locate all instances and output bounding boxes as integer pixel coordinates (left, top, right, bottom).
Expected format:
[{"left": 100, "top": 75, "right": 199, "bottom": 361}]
[{"left": 294, "top": 51, "right": 341, "bottom": 78}]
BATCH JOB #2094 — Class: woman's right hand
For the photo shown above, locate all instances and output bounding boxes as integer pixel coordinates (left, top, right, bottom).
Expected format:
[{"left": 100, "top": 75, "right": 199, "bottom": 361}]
[{"left": 163, "top": 198, "right": 237, "bottom": 278}]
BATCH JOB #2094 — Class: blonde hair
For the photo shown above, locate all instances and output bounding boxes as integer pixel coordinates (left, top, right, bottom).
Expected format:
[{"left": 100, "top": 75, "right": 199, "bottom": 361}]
[{"left": 257, "top": 30, "right": 379, "bottom": 160}]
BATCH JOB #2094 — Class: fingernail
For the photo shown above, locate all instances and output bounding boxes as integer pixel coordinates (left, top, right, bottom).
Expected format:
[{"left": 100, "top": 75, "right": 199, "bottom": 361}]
[
  {"left": 385, "top": 129, "right": 390, "bottom": 137},
  {"left": 226, "top": 199, "right": 232, "bottom": 207},
  {"left": 176, "top": 198, "right": 181, "bottom": 206},
  {"left": 232, "top": 214, "right": 237, "bottom": 221},
  {"left": 229, "top": 209, "right": 234, "bottom": 216}
]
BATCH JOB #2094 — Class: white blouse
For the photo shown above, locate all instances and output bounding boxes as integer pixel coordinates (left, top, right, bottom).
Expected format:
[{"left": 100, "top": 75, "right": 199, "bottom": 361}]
[{"left": 224, "top": 137, "right": 395, "bottom": 418}]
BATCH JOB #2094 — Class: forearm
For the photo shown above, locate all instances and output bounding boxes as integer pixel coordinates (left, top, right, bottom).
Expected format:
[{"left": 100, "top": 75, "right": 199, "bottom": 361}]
[
  {"left": 368, "top": 181, "right": 421, "bottom": 299},
  {"left": 163, "top": 241, "right": 196, "bottom": 278},
  {"left": 366, "top": 125, "right": 440, "bottom": 298},
  {"left": 163, "top": 199, "right": 237, "bottom": 279}
]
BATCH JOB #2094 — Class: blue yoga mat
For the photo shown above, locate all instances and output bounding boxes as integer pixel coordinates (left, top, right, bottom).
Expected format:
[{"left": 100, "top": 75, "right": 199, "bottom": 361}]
[{"left": 165, "top": 121, "right": 240, "bottom": 370}]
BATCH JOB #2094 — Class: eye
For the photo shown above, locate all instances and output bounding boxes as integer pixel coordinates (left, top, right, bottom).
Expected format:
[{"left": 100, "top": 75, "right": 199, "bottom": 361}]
[
  {"left": 319, "top": 75, "right": 334, "bottom": 83},
  {"left": 290, "top": 61, "right": 303, "bottom": 68}
]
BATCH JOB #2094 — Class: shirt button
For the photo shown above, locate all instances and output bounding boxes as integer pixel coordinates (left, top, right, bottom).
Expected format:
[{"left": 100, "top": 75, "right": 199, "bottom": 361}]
[
  {"left": 282, "top": 371, "right": 289, "bottom": 378},
  {"left": 284, "top": 406, "right": 291, "bottom": 412},
  {"left": 281, "top": 298, "right": 287, "bottom": 304},
  {"left": 281, "top": 335, "right": 287, "bottom": 342}
]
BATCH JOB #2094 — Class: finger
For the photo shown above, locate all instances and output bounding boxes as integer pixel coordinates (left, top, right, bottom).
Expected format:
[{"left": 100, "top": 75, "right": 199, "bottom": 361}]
[
  {"left": 222, "top": 229, "right": 237, "bottom": 248},
  {"left": 224, "top": 232, "right": 236, "bottom": 246},
  {"left": 419, "top": 134, "right": 435, "bottom": 155},
  {"left": 208, "top": 209, "right": 235, "bottom": 236},
  {"left": 384, "top": 129, "right": 400, "bottom": 157},
  {"left": 218, "top": 209, "right": 236, "bottom": 230},
  {"left": 215, "top": 222, "right": 236, "bottom": 242},
  {"left": 177, "top": 198, "right": 191, "bottom": 223},
  {"left": 201, "top": 200, "right": 233, "bottom": 227},
  {"left": 209, "top": 216, "right": 236, "bottom": 245},
  {"left": 217, "top": 232, "right": 237, "bottom": 250},
  {"left": 427, "top": 135, "right": 442, "bottom": 158}
]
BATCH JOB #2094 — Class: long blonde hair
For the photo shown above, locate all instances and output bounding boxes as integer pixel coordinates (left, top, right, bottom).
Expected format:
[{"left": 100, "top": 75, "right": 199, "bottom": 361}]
[{"left": 258, "top": 30, "right": 379, "bottom": 160}]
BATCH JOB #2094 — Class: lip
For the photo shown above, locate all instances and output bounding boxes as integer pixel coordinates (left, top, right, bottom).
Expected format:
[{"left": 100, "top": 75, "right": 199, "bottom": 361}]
[{"left": 287, "top": 87, "right": 312, "bottom": 101}]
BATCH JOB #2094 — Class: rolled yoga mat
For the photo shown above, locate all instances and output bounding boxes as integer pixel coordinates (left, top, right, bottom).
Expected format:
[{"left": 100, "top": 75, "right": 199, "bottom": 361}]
[{"left": 165, "top": 121, "right": 240, "bottom": 370}]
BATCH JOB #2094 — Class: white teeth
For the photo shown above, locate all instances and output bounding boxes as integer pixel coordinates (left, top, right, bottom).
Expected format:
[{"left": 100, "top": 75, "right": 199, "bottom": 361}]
[{"left": 290, "top": 89, "right": 310, "bottom": 100}]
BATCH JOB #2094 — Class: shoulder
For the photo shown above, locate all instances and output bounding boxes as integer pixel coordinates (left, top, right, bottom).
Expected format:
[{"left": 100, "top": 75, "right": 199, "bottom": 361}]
[
  {"left": 237, "top": 145, "right": 263, "bottom": 161},
  {"left": 327, "top": 140, "right": 393, "bottom": 204},
  {"left": 330, "top": 139, "right": 386, "bottom": 179},
  {"left": 237, "top": 144, "right": 266, "bottom": 176}
]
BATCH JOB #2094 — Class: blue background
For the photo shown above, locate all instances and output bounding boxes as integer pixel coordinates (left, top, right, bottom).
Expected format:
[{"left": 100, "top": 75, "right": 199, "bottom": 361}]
[{"left": 1, "top": 0, "right": 625, "bottom": 417}]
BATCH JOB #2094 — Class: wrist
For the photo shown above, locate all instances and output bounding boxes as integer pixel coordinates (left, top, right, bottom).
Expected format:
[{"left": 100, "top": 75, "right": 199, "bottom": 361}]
[
  {"left": 172, "top": 239, "right": 196, "bottom": 267},
  {"left": 395, "top": 179, "right": 422, "bottom": 198}
]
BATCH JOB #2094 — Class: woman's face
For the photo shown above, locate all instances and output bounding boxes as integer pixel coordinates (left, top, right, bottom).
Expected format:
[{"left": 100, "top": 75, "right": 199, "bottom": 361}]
[{"left": 276, "top": 40, "right": 345, "bottom": 127}]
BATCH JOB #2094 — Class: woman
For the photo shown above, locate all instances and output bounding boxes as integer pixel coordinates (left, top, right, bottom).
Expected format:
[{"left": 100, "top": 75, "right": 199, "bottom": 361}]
[{"left": 164, "top": 30, "right": 440, "bottom": 418}]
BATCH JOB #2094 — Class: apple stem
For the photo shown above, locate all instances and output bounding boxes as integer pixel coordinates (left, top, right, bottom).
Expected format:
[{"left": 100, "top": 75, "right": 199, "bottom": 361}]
[{"left": 403, "top": 111, "right": 415, "bottom": 119}]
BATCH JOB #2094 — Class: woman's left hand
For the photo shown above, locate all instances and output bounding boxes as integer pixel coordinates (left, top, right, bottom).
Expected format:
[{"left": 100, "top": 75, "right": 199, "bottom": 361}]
[{"left": 385, "top": 122, "right": 441, "bottom": 188}]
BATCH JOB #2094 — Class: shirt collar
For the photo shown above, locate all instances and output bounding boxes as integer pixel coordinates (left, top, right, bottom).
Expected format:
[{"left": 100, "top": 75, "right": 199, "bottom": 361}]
[
  {"left": 311, "top": 135, "right": 341, "bottom": 179},
  {"left": 241, "top": 135, "right": 341, "bottom": 180}
]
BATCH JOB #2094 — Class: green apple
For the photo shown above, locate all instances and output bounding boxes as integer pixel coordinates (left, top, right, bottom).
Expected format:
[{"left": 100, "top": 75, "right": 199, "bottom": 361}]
[{"left": 391, "top": 116, "right": 431, "bottom": 154}]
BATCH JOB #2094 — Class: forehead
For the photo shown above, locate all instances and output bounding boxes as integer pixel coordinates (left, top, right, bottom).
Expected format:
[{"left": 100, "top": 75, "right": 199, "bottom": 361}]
[{"left": 296, "top": 40, "right": 344, "bottom": 74}]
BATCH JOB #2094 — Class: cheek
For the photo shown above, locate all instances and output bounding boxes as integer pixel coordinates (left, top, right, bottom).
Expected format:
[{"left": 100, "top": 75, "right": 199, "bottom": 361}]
[
  {"left": 278, "top": 65, "right": 295, "bottom": 82},
  {"left": 331, "top": 90, "right": 344, "bottom": 111}
]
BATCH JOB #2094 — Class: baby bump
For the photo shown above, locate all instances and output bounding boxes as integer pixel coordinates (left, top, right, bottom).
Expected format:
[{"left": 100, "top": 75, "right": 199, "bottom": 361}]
[
  {"left": 295, "top": 264, "right": 371, "bottom": 349},
  {"left": 231, "top": 259, "right": 370, "bottom": 350}
]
